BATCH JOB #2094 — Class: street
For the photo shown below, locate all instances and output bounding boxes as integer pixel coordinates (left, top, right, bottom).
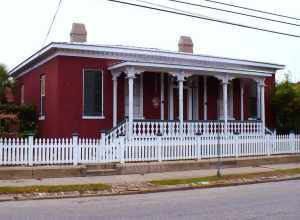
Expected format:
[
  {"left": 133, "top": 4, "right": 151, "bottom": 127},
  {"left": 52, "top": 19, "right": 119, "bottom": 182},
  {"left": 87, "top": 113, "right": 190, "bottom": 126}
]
[{"left": 1, "top": 180, "right": 300, "bottom": 220}]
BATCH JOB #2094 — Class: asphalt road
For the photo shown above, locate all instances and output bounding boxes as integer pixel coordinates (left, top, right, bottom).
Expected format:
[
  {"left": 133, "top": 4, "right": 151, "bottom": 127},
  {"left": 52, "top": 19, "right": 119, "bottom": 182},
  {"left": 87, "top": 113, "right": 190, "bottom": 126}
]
[{"left": 1, "top": 180, "right": 300, "bottom": 220}]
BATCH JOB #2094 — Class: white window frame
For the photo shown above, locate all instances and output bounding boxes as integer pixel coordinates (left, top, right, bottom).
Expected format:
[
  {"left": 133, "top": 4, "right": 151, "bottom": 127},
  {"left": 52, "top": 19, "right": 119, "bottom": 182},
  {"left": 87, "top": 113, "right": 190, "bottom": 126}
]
[
  {"left": 39, "top": 75, "right": 46, "bottom": 120},
  {"left": 21, "top": 84, "right": 24, "bottom": 105},
  {"left": 82, "top": 68, "right": 105, "bottom": 120}
]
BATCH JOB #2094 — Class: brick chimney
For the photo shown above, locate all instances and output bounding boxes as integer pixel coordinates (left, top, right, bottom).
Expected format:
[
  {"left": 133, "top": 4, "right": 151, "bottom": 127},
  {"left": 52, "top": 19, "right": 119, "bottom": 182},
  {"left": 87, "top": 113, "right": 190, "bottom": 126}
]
[
  {"left": 178, "top": 36, "right": 193, "bottom": 53},
  {"left": 70, "top": 23, "right": 87, "bottom": 43}
]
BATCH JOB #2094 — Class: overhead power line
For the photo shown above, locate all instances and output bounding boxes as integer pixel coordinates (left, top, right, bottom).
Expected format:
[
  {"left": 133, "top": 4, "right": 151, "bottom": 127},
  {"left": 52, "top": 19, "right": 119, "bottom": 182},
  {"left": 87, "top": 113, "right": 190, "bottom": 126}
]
[
  {"left": 168, "top": 0, "right": 300, "bottom": 27},
  {"left": 42, "top": 0, "right": 63, "bottom": 46},
  {"left": 203, "top": 0, "right": 300, "bottom": 22},
  {"left": 105, "top": 0, "right": 300, "bottom": 38}
]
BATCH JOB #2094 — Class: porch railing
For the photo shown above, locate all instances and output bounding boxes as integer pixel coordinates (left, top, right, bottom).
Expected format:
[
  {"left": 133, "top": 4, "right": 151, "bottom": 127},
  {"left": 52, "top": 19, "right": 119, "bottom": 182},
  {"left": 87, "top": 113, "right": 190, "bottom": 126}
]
[{"left": 132, "top": 120, "right": 263, "bottom": 137}]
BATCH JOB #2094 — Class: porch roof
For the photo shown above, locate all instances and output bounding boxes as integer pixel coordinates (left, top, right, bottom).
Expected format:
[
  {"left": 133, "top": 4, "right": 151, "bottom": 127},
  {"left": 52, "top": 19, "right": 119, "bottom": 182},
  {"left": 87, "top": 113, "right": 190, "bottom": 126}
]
[{"left": 108, "top": 61, "right": 274, "bottom": 78}]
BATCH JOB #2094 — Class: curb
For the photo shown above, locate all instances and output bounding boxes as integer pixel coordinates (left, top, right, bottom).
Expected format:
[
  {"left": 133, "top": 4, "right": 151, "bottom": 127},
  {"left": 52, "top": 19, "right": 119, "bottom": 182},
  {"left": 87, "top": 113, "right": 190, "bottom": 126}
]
[{"left": 1, "top": 175, "right": 300, "bottom": 203}]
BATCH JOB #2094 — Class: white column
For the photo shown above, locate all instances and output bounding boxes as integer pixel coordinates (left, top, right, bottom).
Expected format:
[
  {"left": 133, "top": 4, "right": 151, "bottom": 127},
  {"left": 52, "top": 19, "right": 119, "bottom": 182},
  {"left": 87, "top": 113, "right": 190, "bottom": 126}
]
[
  {"left": 177, "top": 75, "right": 185, "bottom": 134},
  {"left": 179, "top": 78, "right": 184, "bottom": 124},
  {"left": 113, "top": 75, "right": 118, "bottom": 127},
  {"left": 193, "top": 76, "right": 199, "bottom": 120},
  {"left": 260, "top": 82, "right": 265, "bottom": 132},
  {"left": 127, "top": 72, "right": 135, "bottom": 137},
  {"left": 139, "top": 73, "right": 143, "bottom": 118},
  {"left": 203, "top": 76, "right": 208, "bottom": 120},
  {"left": 169, "top": 76, "right": 174, "bottom": 120},
  {"left": 240, "top": 80, "right": 244, "bottom": 121},
  {"left": 188, "top": 88, "right": 193, "bottom": 120},
  {"left": 160, "top": 73, "right": 164, "bottom": 120},
  {"left": 257, "top": 81, "right": 261, "bottom": 119},
  {"left": 222, "top": 80, "right": 228, "bottom": 134}
]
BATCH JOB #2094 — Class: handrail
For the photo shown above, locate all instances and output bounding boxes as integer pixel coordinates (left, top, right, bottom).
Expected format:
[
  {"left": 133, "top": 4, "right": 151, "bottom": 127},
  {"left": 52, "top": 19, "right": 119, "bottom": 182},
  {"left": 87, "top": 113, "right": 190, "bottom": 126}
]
[
  {"left": 105, "top": 119, "right": 127, "bottom": 135},
  {"left": 133, "top": 119, "right": 262, "bottom": 123},
  {"left": 265, "top": 127, "right": 275, "bottom": 135}
]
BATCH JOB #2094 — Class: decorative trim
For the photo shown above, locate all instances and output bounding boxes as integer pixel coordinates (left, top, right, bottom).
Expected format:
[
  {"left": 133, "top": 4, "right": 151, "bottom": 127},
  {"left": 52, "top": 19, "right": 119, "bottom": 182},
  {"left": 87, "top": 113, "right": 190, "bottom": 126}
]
[
  {"left": 9, "top": 42, "right": 284, "bottom": 78},
  {"left": 109, "top": 61, "right": 273, "bottom": 78}
]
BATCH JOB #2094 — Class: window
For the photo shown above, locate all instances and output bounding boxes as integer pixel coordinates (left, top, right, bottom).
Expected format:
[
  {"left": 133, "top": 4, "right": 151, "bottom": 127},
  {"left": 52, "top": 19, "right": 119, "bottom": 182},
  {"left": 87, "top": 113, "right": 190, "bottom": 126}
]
[
  {"left": 40, "top": 75, "right": 46, "bottom": 117},
  {"left": 21, "top": 85, "right": 24, "bottom": 104},
  {"left": 248, "top": 81, "right": 257, "bottom": 119},
  {"left": 83, "top": 69, "right": 103, "bottom": 118}
]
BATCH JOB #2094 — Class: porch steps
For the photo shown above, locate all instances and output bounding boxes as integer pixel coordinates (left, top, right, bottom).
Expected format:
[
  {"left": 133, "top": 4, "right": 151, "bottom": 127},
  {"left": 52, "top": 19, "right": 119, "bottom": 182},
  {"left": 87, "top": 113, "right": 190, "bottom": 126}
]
[{"left": 85, "top": 163, "right": 119, "bottom": 176}]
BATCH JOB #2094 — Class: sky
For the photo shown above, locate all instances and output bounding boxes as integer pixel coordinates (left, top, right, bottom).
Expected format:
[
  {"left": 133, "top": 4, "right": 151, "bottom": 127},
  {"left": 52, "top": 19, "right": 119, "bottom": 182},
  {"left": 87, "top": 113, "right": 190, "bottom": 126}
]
[{"left": 1, "top": 0, "right": 300, "bottom": 82}]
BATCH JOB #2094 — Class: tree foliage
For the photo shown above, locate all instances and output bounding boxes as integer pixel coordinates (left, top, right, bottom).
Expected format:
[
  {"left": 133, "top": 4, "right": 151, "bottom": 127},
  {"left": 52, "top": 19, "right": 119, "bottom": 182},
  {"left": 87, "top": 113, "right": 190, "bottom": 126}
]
[
  {"left": 271, "top": 76, "right": 300, "bottom": 133},
  {"left": 0, "top": 64, "right": 13, "bottom": 104}
]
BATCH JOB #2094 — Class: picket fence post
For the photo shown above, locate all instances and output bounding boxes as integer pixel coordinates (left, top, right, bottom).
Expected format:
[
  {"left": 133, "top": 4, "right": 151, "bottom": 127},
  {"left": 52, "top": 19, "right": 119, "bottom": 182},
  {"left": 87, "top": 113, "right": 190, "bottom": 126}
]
[
  {"left": 157, "top": 132, "right": 163, "bottom": 162},
  {"left": 118, "top": 133, "right": 125, "bottom": 164},
  {"left": 266, "top": 134, "right": 271, "bottom": 156},
  {"left": 235, "top": 135, "right": 239, "bottom": 158},
  {"left": 195, "top": 132, "right": 202, "bottom": 160},
  {"left": 289, "top": 133, "right": 296, "bottom": 153},
  {"left": 28, "top": 133, "right": 34, "bottom": 166},
  {"left": 72, "top": 133, "right": 79, "bottom": 165}
]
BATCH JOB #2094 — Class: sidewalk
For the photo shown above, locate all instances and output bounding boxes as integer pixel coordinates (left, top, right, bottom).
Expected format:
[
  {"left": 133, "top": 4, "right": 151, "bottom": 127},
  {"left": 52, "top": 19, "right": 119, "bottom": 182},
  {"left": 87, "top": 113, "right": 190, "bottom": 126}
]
[{"left": 1, "top": 163, "right": 299, "bottom": 187}]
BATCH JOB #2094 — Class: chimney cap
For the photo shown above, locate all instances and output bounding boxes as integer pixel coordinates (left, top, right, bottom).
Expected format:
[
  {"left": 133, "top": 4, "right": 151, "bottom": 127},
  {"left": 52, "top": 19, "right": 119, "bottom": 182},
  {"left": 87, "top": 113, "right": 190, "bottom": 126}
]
[
  {"left": 178, "top": 36, "right": 193, "bottom": 53},
  {"left": 70, "top": 23, "right": 87, "bottom": 43}
]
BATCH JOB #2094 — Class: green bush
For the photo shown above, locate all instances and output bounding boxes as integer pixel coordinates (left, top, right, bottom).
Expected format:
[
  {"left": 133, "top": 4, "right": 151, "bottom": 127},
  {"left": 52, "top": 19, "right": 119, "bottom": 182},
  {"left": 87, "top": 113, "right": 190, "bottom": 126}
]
[
  {"left": 271, "top": 77, "right": 300, "bottom": 134},
  {"left": 0, "top": 104, "right": 36, "bottom": 137}
]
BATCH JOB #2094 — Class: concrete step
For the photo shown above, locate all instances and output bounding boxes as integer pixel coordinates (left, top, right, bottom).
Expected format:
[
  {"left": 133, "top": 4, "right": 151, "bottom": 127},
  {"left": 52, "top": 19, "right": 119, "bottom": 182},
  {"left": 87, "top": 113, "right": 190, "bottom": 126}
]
[{"left": 85, "top": 168, "right": 119, "bottom": 176}]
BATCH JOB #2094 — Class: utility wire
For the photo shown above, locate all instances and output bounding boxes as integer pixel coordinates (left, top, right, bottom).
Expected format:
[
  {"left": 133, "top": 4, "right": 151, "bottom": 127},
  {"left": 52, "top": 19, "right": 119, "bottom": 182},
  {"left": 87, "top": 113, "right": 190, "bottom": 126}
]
[
  {"left": 168, "top": 0, "right": 300, "bottom": 27},
  {"left": 105, "top": 0, "right": 300, "bottom": 38},
  {"left": 203, "top": 0, "right": 300, "bottom": 21},
  {"left": 42, "top": 0, "right": 63, "bottom": 46}
]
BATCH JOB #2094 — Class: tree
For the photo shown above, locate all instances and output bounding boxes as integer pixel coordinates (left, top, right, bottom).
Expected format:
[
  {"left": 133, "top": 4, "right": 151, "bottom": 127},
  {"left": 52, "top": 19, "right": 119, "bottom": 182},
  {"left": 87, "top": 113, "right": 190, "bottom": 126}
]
[
  {"left": 271, "top": 75, "right": 300, "bottom": 133},
  {"left": 0, "top": 64, "right": 13, "bottom": 104}
]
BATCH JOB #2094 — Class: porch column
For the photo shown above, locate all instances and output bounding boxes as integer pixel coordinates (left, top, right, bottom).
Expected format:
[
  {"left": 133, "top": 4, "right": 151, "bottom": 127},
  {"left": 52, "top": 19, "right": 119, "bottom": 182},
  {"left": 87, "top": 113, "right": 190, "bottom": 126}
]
[
  {"left": 203, "top": 76, "right": 208, "bottom": 120},
  {"left": 169, "top": 76, "right": 174, "bottom": 120},
  {"left": 240, "top": 80, "right": 244, "bottom": 121},
  {"left": 112, "top": 75, "right": 118, "bottom": 127},
  {"left": 222, "top": 79, "right": 229, "bottom": 134},
  {"left": 127, "top": 71, "right": 135, "bottom": 137},
  {"left": 257, "top": 81, "right": 261, "bottom": 119},
  {"left": 160, "top": 73, "right": 164, "bottom": 120},
  {"left": 177, "top": 75, "right": 185, "bottom": 134},
  {"left": 260, "top": 81, "right": 266, "bottom": 133}
]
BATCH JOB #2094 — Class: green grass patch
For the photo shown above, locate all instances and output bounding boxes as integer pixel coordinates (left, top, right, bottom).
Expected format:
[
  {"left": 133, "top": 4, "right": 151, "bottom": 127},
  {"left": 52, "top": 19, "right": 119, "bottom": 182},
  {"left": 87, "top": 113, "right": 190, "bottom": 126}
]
[
  {"left": 0, "top": 183, "right": 111, "bottom": 194},
  {"left": 150, "top": 168, "right": 300, "bottom": 186}
]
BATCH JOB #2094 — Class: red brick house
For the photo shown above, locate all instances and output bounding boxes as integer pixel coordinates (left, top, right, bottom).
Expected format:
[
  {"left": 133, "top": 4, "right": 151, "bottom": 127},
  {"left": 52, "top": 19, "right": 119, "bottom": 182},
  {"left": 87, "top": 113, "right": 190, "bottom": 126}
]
[{"left": 9, "top": 23, "right": 284, "bottom": 138}]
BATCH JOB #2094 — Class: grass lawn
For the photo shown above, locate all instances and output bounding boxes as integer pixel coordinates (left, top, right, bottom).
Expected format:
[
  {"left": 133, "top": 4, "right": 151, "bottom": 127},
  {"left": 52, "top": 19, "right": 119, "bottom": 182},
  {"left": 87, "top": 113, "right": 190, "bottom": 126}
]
[
  {"left": 0, "top": 183, "right": 111, "bottom": 194},
  {"left": 150, "top": 168, "right": 300, "bottom": 186}
]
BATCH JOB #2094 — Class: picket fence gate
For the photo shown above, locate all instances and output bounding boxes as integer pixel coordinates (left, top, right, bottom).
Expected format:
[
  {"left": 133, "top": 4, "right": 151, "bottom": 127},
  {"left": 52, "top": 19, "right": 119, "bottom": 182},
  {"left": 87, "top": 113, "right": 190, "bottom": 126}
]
[{"left": 0, "top": 134, "right": 299, "bottom": 166}]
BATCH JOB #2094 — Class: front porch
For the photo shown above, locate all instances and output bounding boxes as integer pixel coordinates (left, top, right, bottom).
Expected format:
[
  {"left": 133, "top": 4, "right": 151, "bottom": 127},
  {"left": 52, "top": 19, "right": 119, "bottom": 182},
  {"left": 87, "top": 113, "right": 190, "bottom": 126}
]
[{"left": 108, "top": 61, "right": 269, "bottom": 138}]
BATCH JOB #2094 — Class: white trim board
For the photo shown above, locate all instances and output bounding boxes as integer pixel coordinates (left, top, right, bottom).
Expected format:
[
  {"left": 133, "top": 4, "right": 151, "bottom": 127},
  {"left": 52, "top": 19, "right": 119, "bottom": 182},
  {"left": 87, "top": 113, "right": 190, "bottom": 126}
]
[
  {"left": 9, "top": 42, "right": 284, "bottom": 78},
  {"left": 108, "top": 61, "right": 274, "bottom": 77}
]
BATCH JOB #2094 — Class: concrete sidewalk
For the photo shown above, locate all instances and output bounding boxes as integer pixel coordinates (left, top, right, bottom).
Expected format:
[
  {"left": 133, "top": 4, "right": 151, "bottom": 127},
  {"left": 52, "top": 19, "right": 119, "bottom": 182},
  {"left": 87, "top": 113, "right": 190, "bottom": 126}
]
[{"left": 1, "top": 163, "right": 299, "bottom": 187}]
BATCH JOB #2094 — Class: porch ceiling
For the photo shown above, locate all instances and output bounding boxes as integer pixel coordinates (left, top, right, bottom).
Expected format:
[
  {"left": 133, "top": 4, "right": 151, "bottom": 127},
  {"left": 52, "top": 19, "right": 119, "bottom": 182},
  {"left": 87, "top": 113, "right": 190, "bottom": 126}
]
[{"left": 108, "top": 61, "right": 273, "bottom": 78}]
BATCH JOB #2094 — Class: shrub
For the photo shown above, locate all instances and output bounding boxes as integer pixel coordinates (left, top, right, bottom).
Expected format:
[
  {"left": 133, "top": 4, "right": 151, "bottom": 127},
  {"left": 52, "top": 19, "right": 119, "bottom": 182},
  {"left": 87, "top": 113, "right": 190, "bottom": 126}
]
[{"left": 0, "top": 104, "right": 36, "bottom": 137}]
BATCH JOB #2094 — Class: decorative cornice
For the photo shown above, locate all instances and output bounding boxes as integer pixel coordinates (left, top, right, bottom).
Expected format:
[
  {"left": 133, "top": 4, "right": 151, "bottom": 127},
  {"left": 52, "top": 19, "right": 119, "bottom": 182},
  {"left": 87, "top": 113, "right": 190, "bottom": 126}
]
[{"left": 9, "top": 42, "right": 284, "bottom": 78}]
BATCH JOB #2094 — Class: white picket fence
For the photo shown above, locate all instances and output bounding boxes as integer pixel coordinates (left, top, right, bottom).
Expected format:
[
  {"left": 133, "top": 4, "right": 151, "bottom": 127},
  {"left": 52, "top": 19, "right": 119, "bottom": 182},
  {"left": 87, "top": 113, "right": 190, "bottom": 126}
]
[{"left": 0, "top": 133, "right": 299, "bottom": 166}]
